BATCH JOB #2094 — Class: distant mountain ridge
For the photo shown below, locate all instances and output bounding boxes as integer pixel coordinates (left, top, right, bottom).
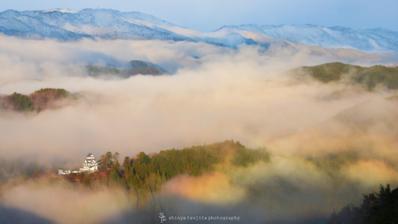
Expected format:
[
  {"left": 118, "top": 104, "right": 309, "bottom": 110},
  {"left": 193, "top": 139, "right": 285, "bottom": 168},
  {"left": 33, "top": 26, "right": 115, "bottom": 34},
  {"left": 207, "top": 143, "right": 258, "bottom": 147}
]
[
  {"left": 218, "top": 24, "right": 398, "bottom": 51},
  {"left": 86, "top": 60, "right": 167, "bottom": 78},
  {"left": 0, "top": 8, "right": 398, "bottom": 52},
  {"left": 0, "top": 8, "right": 187, "bottom": 41}
]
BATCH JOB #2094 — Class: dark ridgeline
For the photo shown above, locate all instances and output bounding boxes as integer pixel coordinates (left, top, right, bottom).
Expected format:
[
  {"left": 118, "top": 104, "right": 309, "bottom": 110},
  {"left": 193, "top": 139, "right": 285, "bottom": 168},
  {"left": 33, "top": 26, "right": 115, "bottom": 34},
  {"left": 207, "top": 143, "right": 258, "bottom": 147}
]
[{"left": 329, "top": 185, "right": 398, "bottom": 224}]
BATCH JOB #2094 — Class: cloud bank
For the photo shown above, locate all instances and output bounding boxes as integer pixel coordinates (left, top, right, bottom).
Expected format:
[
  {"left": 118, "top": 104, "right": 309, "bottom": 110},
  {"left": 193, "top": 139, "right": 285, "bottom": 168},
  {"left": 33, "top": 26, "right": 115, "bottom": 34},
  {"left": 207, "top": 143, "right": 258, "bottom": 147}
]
[{"left": 0, "top": 36, "right": 397, "bottom": 223}]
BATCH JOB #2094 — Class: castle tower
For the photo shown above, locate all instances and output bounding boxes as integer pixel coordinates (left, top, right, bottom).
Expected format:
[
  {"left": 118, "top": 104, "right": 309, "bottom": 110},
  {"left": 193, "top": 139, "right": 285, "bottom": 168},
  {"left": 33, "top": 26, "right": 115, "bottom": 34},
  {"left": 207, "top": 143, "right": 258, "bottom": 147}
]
[{"left": 80, "top": 153, "right": 99, "bottom": 172}]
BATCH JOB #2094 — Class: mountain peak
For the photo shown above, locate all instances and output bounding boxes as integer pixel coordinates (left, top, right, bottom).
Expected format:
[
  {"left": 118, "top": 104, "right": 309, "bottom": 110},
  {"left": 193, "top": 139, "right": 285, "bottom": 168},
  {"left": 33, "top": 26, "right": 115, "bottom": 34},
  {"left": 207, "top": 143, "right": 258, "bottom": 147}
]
[{"left": 45, "top": 8, "right": 77, "bottom": 13}]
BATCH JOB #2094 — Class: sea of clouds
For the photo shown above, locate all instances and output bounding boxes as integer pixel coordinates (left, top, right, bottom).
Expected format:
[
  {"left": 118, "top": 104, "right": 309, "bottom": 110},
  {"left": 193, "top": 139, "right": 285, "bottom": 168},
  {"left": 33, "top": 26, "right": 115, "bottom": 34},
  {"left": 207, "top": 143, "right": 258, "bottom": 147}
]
[{"left": 0, "top": 35, "right": 397, "bottom": 223}]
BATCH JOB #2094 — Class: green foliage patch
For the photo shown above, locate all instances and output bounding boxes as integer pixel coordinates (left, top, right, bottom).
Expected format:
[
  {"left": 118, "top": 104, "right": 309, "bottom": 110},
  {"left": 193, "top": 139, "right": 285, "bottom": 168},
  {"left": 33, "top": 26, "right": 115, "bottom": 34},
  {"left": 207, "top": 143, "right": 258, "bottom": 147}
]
[
  {"left": 7, "top": 92, "right": 33, "bottom": 111},
  {"left": 299, "top": 62, "right": 398, "bottom": 90}
]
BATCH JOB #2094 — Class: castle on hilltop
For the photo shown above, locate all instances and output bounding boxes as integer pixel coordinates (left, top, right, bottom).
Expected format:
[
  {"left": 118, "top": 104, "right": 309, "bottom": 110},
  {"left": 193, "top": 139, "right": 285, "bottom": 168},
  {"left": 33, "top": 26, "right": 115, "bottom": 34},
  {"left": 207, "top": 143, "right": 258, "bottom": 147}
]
[{"left": 58, "top": 153, "right": 99, "bottom": 175}]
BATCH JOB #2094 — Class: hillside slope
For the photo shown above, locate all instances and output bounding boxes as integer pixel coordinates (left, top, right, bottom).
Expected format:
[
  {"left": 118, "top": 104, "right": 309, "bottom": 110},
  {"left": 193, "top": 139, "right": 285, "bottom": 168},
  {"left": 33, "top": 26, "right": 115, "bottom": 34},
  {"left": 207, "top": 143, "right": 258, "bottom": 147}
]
[
  {"left": 297, "top": 62, "right": 398, "bottom": 90},
  {"left": 0, "top": 88, "right": 74, "bottom": 112}
]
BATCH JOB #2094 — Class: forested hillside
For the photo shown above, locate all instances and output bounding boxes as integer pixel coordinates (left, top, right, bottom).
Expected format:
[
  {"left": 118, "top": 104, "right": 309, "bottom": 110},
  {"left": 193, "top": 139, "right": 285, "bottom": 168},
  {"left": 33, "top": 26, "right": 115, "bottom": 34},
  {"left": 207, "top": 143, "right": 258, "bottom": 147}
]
[
  {"left": 0, "top": 88, "right": 73, "bottom": 112},
  {"left": 62, "top": 141, "right": 269, "bottom": 206},
  {"left": 297, "top": 62, "right": 398, "bottom": 90}
]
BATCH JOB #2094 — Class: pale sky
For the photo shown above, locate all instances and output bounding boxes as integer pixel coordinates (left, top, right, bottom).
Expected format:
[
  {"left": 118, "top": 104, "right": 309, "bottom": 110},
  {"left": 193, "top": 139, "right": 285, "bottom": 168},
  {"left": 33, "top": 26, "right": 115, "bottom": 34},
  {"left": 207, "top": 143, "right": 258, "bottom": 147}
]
[{"left": 1, "top": 0, "right": 397, "bottom": 31}]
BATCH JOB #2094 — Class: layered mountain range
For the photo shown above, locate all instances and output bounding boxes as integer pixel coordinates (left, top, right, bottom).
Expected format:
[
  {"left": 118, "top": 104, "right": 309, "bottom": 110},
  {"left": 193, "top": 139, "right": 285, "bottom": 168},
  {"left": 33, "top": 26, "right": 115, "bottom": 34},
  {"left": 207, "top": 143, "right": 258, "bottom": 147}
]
[{"left": 1, "top": 8, "right": 398, "bottom": 51}]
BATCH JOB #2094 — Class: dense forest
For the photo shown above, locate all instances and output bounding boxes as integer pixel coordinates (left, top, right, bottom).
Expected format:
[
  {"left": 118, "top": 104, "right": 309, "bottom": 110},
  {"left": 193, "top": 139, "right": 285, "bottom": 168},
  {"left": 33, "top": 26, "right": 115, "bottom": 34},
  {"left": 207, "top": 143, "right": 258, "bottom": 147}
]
[
  {"left": 329, "top": 185, "right": 398, "bottom": 224},
  {"left": 63, "top": 140, "right": 269, "bottom": 207}
]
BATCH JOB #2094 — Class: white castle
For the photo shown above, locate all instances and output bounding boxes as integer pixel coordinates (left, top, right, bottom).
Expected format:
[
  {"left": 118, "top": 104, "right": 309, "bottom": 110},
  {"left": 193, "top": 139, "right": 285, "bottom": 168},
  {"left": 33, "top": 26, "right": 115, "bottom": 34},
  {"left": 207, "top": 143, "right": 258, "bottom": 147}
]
[{"left": 58, "top": 153, "right": 99, "bottom": 175}]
